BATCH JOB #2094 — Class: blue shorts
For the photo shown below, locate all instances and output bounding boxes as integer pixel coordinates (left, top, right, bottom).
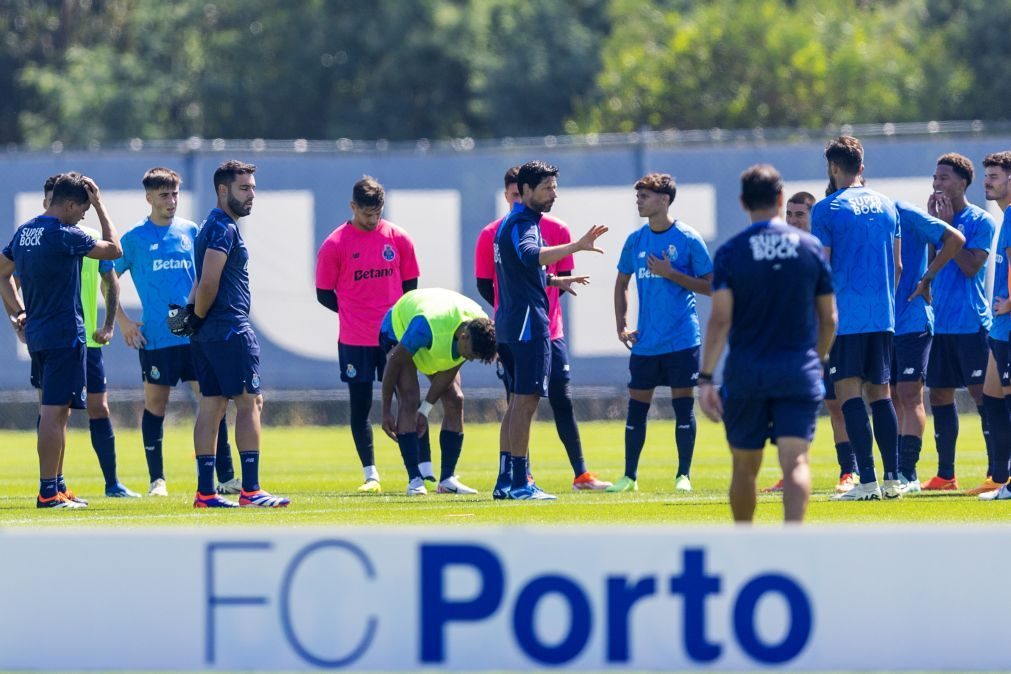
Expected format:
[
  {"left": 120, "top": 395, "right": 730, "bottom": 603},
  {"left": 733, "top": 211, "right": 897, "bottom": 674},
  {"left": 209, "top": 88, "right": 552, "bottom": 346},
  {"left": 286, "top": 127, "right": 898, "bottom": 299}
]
[
  {"left": 988, "top": 337, "right": 1011, "bottom": 388},
  {"left": 497, "top": 337, "right": 570, "bottom": 394},
  {"left": 499, "top": 339, "right": 550, "bottom": 397},
  {"left": 722, "top": 394, "right": 820, "bottom": 450},
  {"left": 828, "top": 332, "right": 892, "bottom": 384},
  {"left": 926, "top": 329, "right": 989, "bottom": 389},
  {"left": 85, "top": 347, "right": 108, "bottom": 394},
  {"left": 822, "top": 364, "right": 836, "bottom": 401},
  {"left": 29, "top": 342, "right": 87, "bottom": 409},
  {"left": 191, "top": 331, "right": 262, "bottom": 398},
  {"left": 340, "top": 343, "right": 386, "bottom": 383},
  {"left": 891, "top": 331, "right": 932, "bottom": 384},
  {"left": 628, "top": 346, "right": 700, "bottom": 390},
  {"left": 139, "top": 344, "right": 196, "bottom": 387}
]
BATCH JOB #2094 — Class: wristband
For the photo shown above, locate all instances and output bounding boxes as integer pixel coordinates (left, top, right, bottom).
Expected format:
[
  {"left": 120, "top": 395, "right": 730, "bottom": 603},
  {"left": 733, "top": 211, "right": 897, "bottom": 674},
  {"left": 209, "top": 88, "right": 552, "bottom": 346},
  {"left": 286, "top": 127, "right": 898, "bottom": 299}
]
[
  {"left": 697, "top": 372, "right": 714, "bottom": 384},
  {"left": 418, "top": 401, "right": 434, "bottom": 418}
]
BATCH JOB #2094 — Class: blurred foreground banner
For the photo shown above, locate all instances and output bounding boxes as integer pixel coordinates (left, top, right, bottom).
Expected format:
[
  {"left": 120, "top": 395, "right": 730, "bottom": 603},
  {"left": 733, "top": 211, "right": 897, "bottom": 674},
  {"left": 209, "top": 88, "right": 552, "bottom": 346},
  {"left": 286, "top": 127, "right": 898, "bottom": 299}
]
[{"left": 0, "top": 527, "right": 1001, "bottom": 670}]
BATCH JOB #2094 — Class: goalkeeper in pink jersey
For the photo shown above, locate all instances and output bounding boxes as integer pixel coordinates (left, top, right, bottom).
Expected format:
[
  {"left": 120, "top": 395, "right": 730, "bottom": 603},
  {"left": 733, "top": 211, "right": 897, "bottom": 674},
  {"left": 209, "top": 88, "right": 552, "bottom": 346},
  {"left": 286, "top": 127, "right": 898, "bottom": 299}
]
[{"left": 316, "top": 176, "right": 421, "bottom": 492}]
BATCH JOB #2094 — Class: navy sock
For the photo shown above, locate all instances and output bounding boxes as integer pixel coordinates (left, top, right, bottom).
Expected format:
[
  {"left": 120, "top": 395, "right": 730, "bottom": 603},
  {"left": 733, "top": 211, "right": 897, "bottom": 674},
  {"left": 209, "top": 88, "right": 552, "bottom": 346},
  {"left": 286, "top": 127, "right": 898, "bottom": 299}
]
[
  {"left": 197, "top": 455, "right": 216, "bottom": 495},
  {"left": 548, "top": 380, "right": 586, "bottom": 476},
  {"left": 978, "top": 402, "right": 994, "bottom": 477},
  {"left": 835, "top": 441, "right": 856, "bottom": 476},
  {"left": 40, "top": 478, "right": 58, "bottom": 499},
  {"left": 624, "top": 399, "right": 650, "bottom": 481},
  {"left": 672, "top": 397, "right": 696, "bottom": 477},
  {"left": 497, "top": 451, "right": 510, "bottom": 481},
  {"left": 841, "top": 398, "right": 877, "bottom": 483},
  {"left": 419, "top": 428, "right": 433, "bottom": 464},
  {"left": 439, "top": 430, "right": 464, "bottom": 481},
  {"left": 898, "top": 435, "right": 922, "bottom": 481},
  {"left": 89, "top": 417, "right": 118, "bottom": 487},
  {"left": 510, "top": 455, "right": 529, "bottom": 491},
  {"left": 983, "top": 395, "right": 1011, "bottom": 483},
  {"left": 348, "top": 382, "right": 375, "bottom": 467},
  {"left": 239, "top": 451, "right": 259, "bottom": 492},
  {"left": 932, "top": 403, "right": 958, "bottom": 479},
  {"left": 216, "top": 417, "right": 235, "bottom": 483},
  {"left": 870, "top": 399, "right": 899, "bottom": 479},
  {"left": 56, "top": 474, "right": 67, "bottom": 493},
  {"left": 396, "top": 433, "right": 422, "bottom": 479},
  {"left": 141, "top": 410, "right": 165, "bottom": 482}
]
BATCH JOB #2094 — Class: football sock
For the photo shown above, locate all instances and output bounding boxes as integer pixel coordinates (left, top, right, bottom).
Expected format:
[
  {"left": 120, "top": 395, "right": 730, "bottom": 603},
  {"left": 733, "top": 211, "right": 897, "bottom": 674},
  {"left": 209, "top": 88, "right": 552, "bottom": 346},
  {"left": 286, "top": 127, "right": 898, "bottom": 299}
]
[
  {"left": 216, "top": 417, "right": 235, "bottom": 483},
  {"left": 841, "top": 398, "right": 877, "bottom": 483},
  {"left": 870, "top": 399, "right": 899, "bottom": 480},
  {"left": 56, "top": 474, "right": 67, "bottom": 494},
  {"left": 39, "top": 478, "right": 58, "bottom": 500},
  {"left": 978, "top": 402, "right": 994, "bottom": 477},
  {"left": 983, "top": 395, "right": 1010, "bottom": 484},
  {"left": 898, "top": 435, "right": 921, "bottom": 481},
  {"left": 497, "top": 451, "right": 510, "bottom": 482},
  {"left": 439, "top": 430, "right": 464, "bottom": 481},
  {"left": 348, "top": 382, "right": 375, "bottom": 467},
  {"left": 239, "top": 451, "right": 260, "bottom": 492},
  {"left": 141, "top": 409, "right": 165, "bottom": 482},
  {"left": 672, "top": 397, "right": 696, "bottom": 478},
  {"left": 418, "top": 430, "right": 433, "bottom": 465},
  {"left": 624, "top": 399, "right": 650, "bottom": 481},
  {"left": 396, "top": 433, "right": 422, "bottom": 480},
  {"left": 363, "top": 465, "right": 379, "bottom": 482},
  {"left": 835, "top": 441, "right": 856, "bottom": 476},
  {"left": 932, "top": 403, "right": 958, "bottom": 479},
  {"left": 548, "top": 380, "right": 586, "bottom": 476},
  {"left": 510, "top": 455, "right": 529, "bottom": 491},
  {"left": 197, "top": 455, "right": 216, "bottom": 495},
  {"left": 88, "top": 417, "right": 118, "bottom": 488}
]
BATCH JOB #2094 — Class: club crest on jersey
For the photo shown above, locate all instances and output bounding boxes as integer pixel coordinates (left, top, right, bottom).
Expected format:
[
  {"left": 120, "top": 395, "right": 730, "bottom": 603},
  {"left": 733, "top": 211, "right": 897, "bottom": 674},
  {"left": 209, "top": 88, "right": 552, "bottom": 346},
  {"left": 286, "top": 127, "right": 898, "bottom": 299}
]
[
  {"left": 80, "top": 388, "right": 86, "bottom": 402},
  {"left": 382, "top": 244, "right": 396, "bottom": 262},
  {"left": 346, "top": 364, "right": 357, "bottom": 378},
  {"left": 251, "top": 374, "right": 260, "bottom": 389},
  {"left": 149, "top": 366, "right": 161, "bottom": 380},
  {"left": 179, "top": 235, "right": 192, "bottom": 251},
  {"left": 667, "top": 244, "right": 678, "bottom": 261}
]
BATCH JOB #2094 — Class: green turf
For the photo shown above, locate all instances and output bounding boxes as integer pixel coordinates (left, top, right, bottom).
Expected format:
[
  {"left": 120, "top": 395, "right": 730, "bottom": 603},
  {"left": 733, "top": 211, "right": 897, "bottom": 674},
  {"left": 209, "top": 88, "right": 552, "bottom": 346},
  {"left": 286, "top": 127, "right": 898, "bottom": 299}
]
[{"left": 0, "top": 414, "right": 1001, "bottom": 527}]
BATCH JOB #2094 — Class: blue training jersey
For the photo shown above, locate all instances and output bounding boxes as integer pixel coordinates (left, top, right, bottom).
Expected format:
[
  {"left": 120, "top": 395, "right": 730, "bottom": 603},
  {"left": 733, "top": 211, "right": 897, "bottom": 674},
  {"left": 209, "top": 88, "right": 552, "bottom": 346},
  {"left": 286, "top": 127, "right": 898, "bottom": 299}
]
[
  {"left": 616, "top": 220, "right": 713, "bottom": 355},
  {"left": 192, "top": 208, "right": 252, "bottom": 343},
  {"left": 494, "top": 202, "right": 548, "bottom": 343},
  {"left": 113, "top": 217, "right": 199, "bottom": 350},
  {"left": 2, "top": 216, "right": 96, "bottom": 351},
  {"left": 712, "top": 219, "right": 833, "bottom": 399},
  {"left": 933, "top": 203, "right": 995, "bottom": 334},
  {"left": 894, "top": 202, "right": 948, "bottom": 336},
  {"left": 990, "top": 206, "right": 1011, "bottom": 342},
  {"left": 811, "top": 186, "right": 900, "bottom": 336}
]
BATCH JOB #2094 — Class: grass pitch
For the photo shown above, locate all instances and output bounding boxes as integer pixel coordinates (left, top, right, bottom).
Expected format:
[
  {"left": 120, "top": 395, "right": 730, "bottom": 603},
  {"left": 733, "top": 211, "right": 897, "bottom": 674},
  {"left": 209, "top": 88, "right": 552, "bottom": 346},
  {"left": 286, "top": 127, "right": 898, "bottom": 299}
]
[{"left": 0, "top": 415, "right": 1002, "bottom": 527}]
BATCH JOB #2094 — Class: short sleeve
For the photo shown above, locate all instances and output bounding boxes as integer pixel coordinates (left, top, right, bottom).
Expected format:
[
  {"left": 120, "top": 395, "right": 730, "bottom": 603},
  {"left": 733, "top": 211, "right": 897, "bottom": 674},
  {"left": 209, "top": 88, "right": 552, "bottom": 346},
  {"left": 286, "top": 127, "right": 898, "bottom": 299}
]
[
  {"left": 617, "top": 232, "right": 636, "bottom": 274},
  {"left": 315, "top": 238, "right": 339, "bottom": 290},
  {"left": 474, "top": 226, "right": 496, "bottom": 279},
  {"left": 553, "top": 223, "right": 575, "bottom": 274},
  {"left": 204, "top": 221, "right": 234, "bottom": 254},
  {"left": 688, "top": 233, "right": 714, "bottom": 277},
  {"left": 113, "top": 234, "right": 131, "bottom": 274},
  {"left": 969, "top": 212, "right": 996, "bottom": 253},
  {"left": 711, "top": 245, "right": 732, "bottom": 291},
  {"left": 811, "top": 203, "right": 832, "bottom": 248},
  {"left": 61, "top": 227, "right": 97, "bottom": 257},
  {"left": 400, "top": 315, "right": 434, "bottom": 354},
  {"left": 98, "top": 259, "right": 114, "bottom": 274},
  {"left": 396, "top": 229, "right": 420, "bottom": 281}
]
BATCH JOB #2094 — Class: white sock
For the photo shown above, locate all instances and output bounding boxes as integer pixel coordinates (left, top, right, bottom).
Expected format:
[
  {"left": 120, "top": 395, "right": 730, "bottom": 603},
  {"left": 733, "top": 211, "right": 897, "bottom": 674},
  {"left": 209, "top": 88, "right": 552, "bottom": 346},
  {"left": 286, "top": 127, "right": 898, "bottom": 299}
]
[
  {"left": 363, "top": 465, "right": 379, "bottom": 482},
  {"left": 419, "top": 461, "right": 435, "bottom": 479}
]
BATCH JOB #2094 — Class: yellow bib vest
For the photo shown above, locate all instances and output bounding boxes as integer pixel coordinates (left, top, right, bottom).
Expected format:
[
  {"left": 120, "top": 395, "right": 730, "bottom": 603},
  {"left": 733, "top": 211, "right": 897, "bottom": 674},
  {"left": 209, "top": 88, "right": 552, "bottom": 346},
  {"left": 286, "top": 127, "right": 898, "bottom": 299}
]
[
  {"left": 391, "top": 288, "right": 487, "bottom": 375},
  {"left": 79, "top": 226, "right": 103, "bottom": 348}
]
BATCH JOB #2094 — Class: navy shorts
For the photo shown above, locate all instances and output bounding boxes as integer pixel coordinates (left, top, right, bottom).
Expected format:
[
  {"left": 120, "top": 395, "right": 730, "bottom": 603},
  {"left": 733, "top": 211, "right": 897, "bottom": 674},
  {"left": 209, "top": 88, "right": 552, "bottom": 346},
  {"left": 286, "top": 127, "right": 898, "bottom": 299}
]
[
  {"left": 499, "top": 338, "right": 550, "bottom": 397},
  {"left": 891, "top": 331, "right": 932, "bottom": 384},
  {"left": 30, "top": 342, "right": 87, "bottom": 409},
  {"left": 86, "top": 346, "right": 108, "bottom": 394},
  {"left": 139, "top": 344, "right": 197, "bottom": 387},
  {"left": 498, "top": 337, "right": 570, "bottom": 394},
  {"left": 822, "top": 364, "right": 836, "bottom": 401},
  {"left": 722, "top": 394, "right": 820, "bottom": 450},
  {"left": 628, "top": 346, "right": 700, "bottom": 390},
  {"left": 191, "top": 331, "right": 262, "bottom": 398},
  {"left": 339, "top": 343, "right": 386, "bottom": 383},
  {"left": 926, "top": 329, "right": 989, "bottom": 389},
  {"left": 828, "top": 332, "right": 892, "bottom": 384},
  {"left": 989, "top": 337, "right": 1011, "bottom": 388}
]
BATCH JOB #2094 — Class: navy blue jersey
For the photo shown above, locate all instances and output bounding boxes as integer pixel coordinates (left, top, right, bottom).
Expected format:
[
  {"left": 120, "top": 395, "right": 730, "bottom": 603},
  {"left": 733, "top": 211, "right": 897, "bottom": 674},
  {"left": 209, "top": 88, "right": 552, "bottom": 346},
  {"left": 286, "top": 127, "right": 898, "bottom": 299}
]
[
  {"left": 933, "top": 203, "right": 995, "bottom": 334},
  {"left": 894, "top": 201, "right": 947, "bottom": 336},
  {"left": 494, "top": 203, "right": 548, "bottom": 343},
  {"left": 3, "top": 216, "right": 96, "bottom": 351},
  {"left": 192, "top": 208, "right": 251, "bottom": 342},
  {"left": 713, "top": 219, "right": 833, "bottom": 398}
]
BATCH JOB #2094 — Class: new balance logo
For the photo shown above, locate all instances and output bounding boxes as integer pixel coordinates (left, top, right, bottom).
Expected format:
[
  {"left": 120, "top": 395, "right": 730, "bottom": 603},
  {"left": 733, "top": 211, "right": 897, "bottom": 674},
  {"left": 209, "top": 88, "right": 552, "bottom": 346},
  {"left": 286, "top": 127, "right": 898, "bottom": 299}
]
[
  {"left": 244, "top": 457, "right": 256, "bottom": 463},
  {"left": 903, "top": 368, "right": 915, "bottom": 375},
  {"left": 149, "top": 243, "right": 159, "bottom": 251},
  {"left": 677, "top": 424, "right": 691, "bottom": 430},
  {"left": 972, "top": 370, "right": 983, "bottom": 377},
  {"left": 144, "top": 446, "right": 155, "bottom": 452}
]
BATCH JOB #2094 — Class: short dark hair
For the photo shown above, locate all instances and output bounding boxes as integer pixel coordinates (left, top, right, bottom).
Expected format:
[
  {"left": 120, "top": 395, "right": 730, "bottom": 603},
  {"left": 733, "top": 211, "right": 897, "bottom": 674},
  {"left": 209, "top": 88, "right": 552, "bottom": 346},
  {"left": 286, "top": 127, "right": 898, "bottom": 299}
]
[
  {"left": 50, "top": 172, "right": 89, "bottom": 206},
  {"left": 143, "top": 167, "right": 182, "bottom": 191},
  {"left": 43, "top": 173, "right": 62, "bottom": 195},
  {"left": 982, "top": 152, "right": 1011, "bottom": 174},
  {"left": 787, "top": 191, "right": 816, "bottom": 209},
  {"left": 516, "top": 160, "right": 559, "bottom": 196},
  {"left": 213, "top": 160, "right": 256, "bottom": 191},
  {"left": 825, "top": 135, "right": 863, "bottom": 174},
  {"left": 504, "top": 166, "right": 520, "bottom": 188},
  {"left": 352, "top": 175, "right": 385, "bottom": 209},
  {"left": 466, "top": 318, "right": 497, "bottom": 363},
  {"left": 936, "top": 153, "right": 973, "bottom": 186},
  {"left": 740, "top": 164, "right": 784, "bottom": 211},
  {"left": 634, "top": 172, "right": 677, "bottom": 205}
]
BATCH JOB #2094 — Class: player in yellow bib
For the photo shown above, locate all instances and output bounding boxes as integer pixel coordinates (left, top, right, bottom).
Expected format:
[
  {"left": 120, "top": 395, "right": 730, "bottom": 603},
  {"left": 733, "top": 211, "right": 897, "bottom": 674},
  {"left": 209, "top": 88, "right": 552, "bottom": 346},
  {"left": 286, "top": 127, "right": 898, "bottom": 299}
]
[{"left": 379, "top": 288, "right": 497, "bottom": 495}]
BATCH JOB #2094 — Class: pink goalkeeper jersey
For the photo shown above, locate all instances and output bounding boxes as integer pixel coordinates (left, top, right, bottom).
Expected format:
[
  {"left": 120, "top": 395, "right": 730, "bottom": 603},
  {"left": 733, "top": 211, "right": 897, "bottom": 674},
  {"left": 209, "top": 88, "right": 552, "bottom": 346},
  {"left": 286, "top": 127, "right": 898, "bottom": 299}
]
[
  {"left": 316, "top": 219, "right": 420, "bottom": 346},
  {"left": 474, "top": 213, "right": 574, "bottom": 341}
]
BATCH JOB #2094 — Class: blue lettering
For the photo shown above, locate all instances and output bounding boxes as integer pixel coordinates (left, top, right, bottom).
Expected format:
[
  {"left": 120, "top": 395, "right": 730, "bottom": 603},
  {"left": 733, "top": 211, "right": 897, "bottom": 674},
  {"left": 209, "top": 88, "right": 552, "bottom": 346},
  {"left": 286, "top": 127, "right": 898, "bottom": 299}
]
[
  {"left": 606, "top": 576, "right": 656, "bottom": 662},
  {"left": 733, "top": 574, "right": 812, "bottom": 664},
  {"left": 204, "top": 542, "right": 272, "bottom": 664},
  {"left": 279, "top": 540, "right": 378, "bottom": 668},
  {"left": 669, "top": 549, "right": 722, "bottom": 662},
  {"left": 512, "top": 575, "right": 592, "bottom": 665},
  {"left": 420, "top": 543, "right": 504, "bottom": 662}
]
